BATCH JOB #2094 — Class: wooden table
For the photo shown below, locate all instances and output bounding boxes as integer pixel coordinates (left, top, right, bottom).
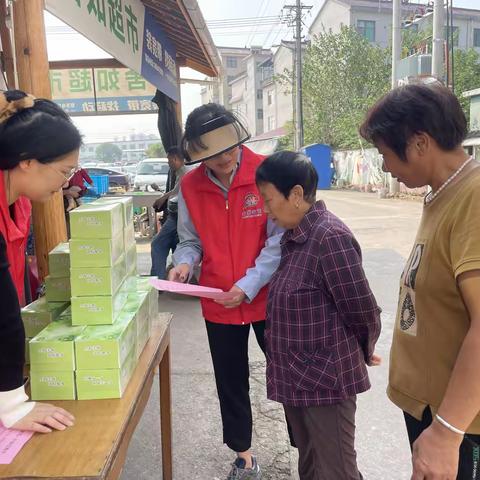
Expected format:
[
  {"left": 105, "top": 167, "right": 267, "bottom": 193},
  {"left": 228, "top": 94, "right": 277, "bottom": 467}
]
[{"left": 0, "top": 313, "right": 173, "bottom": 480}]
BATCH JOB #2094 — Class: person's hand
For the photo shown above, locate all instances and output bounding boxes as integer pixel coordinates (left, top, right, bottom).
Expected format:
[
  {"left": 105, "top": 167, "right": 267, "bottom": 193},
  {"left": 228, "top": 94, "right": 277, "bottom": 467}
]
[
  {"left": 411, "top": 421, "right": 462, "bottom": 480},
  {"left": 215, "top": 285, "right": 247, "bottom": 309},
  {"left": 12, "top": 403, "right": 75, "bottom": 434},
  {"left": 153, "top": 196, "right": 168, "bottom": 211},
  {"left": 368, "top": 353, "right": 382, "bottom": 366},
  {"left": 168, "top": 264, "right": 190, "bottom": 283},
  {"left": 63, "top": 186, "right": 81, "bottom": 199}
]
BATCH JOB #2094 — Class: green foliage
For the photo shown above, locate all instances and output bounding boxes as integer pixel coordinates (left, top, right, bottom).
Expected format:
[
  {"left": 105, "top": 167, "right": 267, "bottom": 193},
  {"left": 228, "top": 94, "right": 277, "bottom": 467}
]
[
  {"left": 301, "top": 26, "right": 390, "bottom": 149},
  {"left": 95, "top": 143, "right": 122, "bottom": 162},
  {"left": 453, "top": 48, "right": 480, "bottom": 123},
  {"left": 145, "top": 142, "right": 166, "bottom": 158}
]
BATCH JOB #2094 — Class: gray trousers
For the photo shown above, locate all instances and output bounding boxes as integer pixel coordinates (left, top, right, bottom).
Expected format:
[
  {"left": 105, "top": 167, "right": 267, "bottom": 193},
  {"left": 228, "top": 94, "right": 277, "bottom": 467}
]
[{"left": 284, "top": 396, "right": 362, "bottom": 480}]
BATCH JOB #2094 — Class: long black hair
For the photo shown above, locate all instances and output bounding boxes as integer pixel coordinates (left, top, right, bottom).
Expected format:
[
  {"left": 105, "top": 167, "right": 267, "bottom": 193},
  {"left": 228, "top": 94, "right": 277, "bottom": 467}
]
[{"left": 0, "top": 90, "right": 82, "bottom": 170}]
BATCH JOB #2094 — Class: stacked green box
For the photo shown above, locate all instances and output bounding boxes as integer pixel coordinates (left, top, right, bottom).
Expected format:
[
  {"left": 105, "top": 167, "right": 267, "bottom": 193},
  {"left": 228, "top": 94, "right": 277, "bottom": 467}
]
[
  {"left": 71, "top": 291, "right": 128, "bottom": 326},
  {"left": 21, "top": 297, "right": 68, "bottom": 337},
  {"left": 70, "top": 234, "right": 124, "bottom": 268},
  {"left": 29, "top": 320, "right": 86, "bottom": 401},
  {"left": 121, "top": 276, "right": 158, "bottom": 322},
  {"left": 45, "top": 275, "right": 71, "bottom": 302},
  {"left": 122, "top": 292, "right": 150, "bottom": 358},
  {"left": 48, "top": 242, "right": 70, "bottom": 277},
  {"left": 75, "top": 311, "right": 137, "bottom": 399},
  {"left": 94, "top": 197, "right": 133, "bottom": 227},
  {"left": 125, "top": 244, "right": 137, "bottom": 275},
  {"left": 70, "top": 254, "right": 126, "bottom": 297},
  {"left": 69, "top": 202, "right": 123, "bottom": 239}
]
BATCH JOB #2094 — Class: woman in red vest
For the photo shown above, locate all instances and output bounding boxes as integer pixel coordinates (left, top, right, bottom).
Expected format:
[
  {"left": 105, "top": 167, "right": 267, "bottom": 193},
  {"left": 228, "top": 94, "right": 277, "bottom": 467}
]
[
  {"left": 0, "top": 90, "right": 81, "bottom": 433},
  {"left": 169, "top": 104, "right": 284, "bottom": 479}
]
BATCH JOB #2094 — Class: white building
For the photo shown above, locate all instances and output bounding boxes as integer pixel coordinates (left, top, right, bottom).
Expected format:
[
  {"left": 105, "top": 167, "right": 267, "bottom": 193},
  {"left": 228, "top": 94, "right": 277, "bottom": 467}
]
[
  {"left": 309, "top": 0, "right": 480, "bottom": 52},
  {"left": 229, "top": 47, "right": 272, "bottom": 137},
  {"left": 80, "top": 134, "right": 162, "bottom": 163},
  {"left": 201, "top": 47, "right": 252, "bottom": 106}
]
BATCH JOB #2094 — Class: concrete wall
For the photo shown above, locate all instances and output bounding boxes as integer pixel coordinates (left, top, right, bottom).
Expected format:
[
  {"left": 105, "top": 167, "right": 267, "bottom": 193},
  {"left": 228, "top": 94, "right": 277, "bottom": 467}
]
[{"left": 309, "top": 0, "right": 350, "bottom": 37}]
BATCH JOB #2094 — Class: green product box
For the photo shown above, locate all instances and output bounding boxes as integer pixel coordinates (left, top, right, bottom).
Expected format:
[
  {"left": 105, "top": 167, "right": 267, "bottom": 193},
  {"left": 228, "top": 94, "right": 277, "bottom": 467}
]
[
  {"left": 57, "top": 306, "right": 72, "bottom": 322},
  {"left": 124, "top": 223, "right": 135, "bottom": 249},
  {"left": 70, "top": 254, "right": 126, "bottom": 297},
  {"left": 122, "top": 292, "right": 150, "bottom": 357},
  {"left": 94, "top": 196, "right": 133, "bottom": 227},
  {"left": 75, "top": 347, "right": 136, "bottom": 400},
  {"left": 21, "top": 297, "right": 69, "bottom": 337},
  {"left": 45, "top": 275, "right": 71, "bottom": 303},
  {"left": 30, "top": 368, "right": 76, "bottom": 401},
  {"left": 48, "top": 242, "right": 70, "bottom": 278},
  {"left": 29, "top": 320, "right": 86, "bottom": 371},
  {"left": 70, "top": 202, "right": 123, "bottom": 239},
  {"left": 70, "top": 233, "right": 124, "bottom": 268},
  {"left": 25, "top": 338, "right": 31, "bottom": 365},
  {"left": 74, "top": 311, "right": 136, "bottom": 370},
  {"left": 71, "top": 291, "right": 128, "bottom": 326},
  {"left": 121, "top": 275, "right": 155, "bottom": 293},
  {"left": 125, "top": 244, "right": 137, "bottom": 275}
]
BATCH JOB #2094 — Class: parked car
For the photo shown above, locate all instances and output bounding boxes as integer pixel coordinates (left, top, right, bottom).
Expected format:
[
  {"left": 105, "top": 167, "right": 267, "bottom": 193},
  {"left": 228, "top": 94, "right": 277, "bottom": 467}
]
[
  {"left": 85, "top": 167, "right": 130, "bottom": 191},
  {"left": 134, "top": 158, "right": 169, "bottom": 191},
  {"left": 122, "top": 164, "right": 138, "bottom": 185}
]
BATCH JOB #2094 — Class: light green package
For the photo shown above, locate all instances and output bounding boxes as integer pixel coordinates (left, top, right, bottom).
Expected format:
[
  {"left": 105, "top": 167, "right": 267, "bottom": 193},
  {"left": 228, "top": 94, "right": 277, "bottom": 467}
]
[
  {"left": 121, "top": 275, "right": 157, "bottom": 322},
  {"left": 70, "top": 202, "right": 123, "bottom": 239},
  {"left": 48, "top": 242, "right": 70, "bottom": 277},
  {"left": 125, "top": 244, "right": 137, "bottom": 275},
  {"left": 30, "top": 369, "right": 76, "bottom": 401},
  {"left": 124, "top": 223, "right": 135, "bottom": 249},
  {"left": 29, "top": 320, "right": 86, "bottom": 371},
  {"left": 57, "top": 306, "right": 72, "bottom": 322},
  {"left": 21, "top": 297, "right": 69, "bottom": 337},
  {"left": 71, "top": 291, "right": 128, "bottom": 326},
  {"left": 122, "top": 292, "right": 150, "bottom": 357},
  {"left": 25, "top": 338, "right": 31, "bottom": 365},
  {"left": 75, "top": 347, "right": 136, "bottom": 400},
  {"left": 70, "top": 233, "right": 125, "bottom": 268},
  {"left": 74, "top": 310, "right": 136, "bottom": 370},
  {"left": 94, "top": 196, "right": 133, "bottom": 227},
  {"left": 45, "top": 275, "right": 71, "bottom": 303},
  {"left": 70, "top": 254, "right": 126, "bottom": 297}
]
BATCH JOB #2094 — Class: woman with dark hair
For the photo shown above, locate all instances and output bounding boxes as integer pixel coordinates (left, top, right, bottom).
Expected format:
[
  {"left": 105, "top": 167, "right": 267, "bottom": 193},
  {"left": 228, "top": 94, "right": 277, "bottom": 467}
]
[
  {"left": 0, "top": 90, "right": 81, "bottom": 433},
  {"left": 360, "top": 83, "right": 480, "bottom": 480},
  {"left": 256, "top": 151, "right": 381, "bottom": 480},
  {"left": 168, "top": 103, "right": 284, "bottom": 479}
]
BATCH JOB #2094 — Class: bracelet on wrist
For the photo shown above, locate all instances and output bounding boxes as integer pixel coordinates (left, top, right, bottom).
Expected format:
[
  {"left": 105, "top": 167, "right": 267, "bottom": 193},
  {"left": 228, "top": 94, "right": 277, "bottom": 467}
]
[{"left": 435, "top": 414, "right": 465, "bottom": 436}]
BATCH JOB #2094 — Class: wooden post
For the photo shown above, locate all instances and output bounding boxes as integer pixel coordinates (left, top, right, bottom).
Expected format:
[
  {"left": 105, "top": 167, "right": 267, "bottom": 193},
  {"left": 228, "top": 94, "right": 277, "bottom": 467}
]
[
  {"left": 12, "top": 0, "right": 67, "bottom": 281},
  {"left": 0, "top": 0, "right": 15, "bottom": 88}
]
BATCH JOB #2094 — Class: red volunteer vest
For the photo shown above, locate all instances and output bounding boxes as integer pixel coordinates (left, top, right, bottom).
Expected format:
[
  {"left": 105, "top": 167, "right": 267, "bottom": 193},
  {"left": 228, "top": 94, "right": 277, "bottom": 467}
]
[
  {"left": 0, "top": 170, "right": 31, "bottom": 305},
  {"left": 181, "top": 146, "right": 268, "bottom": 324}
]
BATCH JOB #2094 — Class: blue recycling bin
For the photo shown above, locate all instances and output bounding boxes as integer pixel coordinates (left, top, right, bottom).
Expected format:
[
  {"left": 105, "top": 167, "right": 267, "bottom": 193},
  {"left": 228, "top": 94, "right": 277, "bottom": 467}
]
[{"left": 301, "top": 143, "right": 333, "bottom": 190}]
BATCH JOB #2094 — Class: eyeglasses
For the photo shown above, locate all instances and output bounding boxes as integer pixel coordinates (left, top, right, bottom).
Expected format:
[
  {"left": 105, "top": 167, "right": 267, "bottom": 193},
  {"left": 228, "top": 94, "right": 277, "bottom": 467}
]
[{"left": 46, "top": 164, "right": 81, "bottom": 182}]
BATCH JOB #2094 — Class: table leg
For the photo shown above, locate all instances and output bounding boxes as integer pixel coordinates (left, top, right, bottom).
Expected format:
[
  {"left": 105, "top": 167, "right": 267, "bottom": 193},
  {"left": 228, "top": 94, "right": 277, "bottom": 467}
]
[{"left": 159, "top": 343, "right": 172, "bottom": 480}]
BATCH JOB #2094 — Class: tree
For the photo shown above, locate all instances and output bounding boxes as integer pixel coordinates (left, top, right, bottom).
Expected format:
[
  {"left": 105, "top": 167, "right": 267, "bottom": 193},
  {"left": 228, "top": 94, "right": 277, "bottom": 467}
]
[
  {"left": 453, "top": 48, "right": 480, "bottom": 123},
  {"left": 96, "top": 143, "right": 122, "bottom": 162},
  {"left": 145, "top": 142, "right": 166, "bottom": 158},
  {"left": 299, "top": 27, "right": 390, "bottom": 149}
]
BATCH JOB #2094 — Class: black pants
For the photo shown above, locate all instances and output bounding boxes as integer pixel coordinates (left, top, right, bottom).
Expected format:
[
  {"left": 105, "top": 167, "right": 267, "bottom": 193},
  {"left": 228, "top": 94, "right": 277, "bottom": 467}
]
[
  {"left": 405, "top": 407, "right": 480, "bottom": 480},
  {"left": 205, "top": 319, "right": 266, "bottom": 452}
]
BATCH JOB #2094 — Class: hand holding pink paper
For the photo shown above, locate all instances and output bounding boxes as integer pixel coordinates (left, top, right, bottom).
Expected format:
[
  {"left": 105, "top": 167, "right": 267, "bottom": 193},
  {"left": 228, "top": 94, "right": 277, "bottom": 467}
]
[{"left": 150, "top": 279, "right": 238, "bottom": 301}]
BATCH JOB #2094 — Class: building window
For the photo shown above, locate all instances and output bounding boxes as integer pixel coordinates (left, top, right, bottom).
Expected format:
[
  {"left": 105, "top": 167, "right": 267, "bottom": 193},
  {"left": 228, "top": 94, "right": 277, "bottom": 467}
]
[
  {"left": 475, "top": 29, "right": 480, "bottom": 48},
  {"left": 357, "top": 20, "right": 375, "bottom": 42},
  {"left": 267, "top": 90, "right": 274, "bottom": 106},
  {"left": 226, "top": 57, "right": 238, "bottom": 68},
  {"left": 444, "top": 26, "right": 459, "bottom": 47},
  {"left": 267, "top": 116, "right": 276, "bottom": 131},
  {"left": 257, "top": 109, "right": 263, "bottom": 120},
  {"left": 257, "top": 89, "right": 263, "bottom": 100}
]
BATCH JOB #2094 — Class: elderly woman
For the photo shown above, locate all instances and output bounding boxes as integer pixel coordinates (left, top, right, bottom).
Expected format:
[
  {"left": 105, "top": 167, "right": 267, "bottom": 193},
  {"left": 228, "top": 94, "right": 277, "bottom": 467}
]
[
  {"left": 255, "top": 151, "right": 381, "bottom": 480},
  {"left": 360, "top": 83, "right": 480, "bottom": 480}
]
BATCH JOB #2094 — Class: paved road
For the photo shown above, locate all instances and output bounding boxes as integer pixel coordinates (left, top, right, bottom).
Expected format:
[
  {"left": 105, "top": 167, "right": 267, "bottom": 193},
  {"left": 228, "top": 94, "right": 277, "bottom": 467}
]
[{"left": 121, "top": 190, "right": 423, "bottom": 480}]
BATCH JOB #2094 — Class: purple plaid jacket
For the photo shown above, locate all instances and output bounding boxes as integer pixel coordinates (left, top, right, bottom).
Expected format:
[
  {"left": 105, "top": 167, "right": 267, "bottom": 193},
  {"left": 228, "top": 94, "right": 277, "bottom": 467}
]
[{"left": 266, "top": 201, "right": 381, "bottom": 407}]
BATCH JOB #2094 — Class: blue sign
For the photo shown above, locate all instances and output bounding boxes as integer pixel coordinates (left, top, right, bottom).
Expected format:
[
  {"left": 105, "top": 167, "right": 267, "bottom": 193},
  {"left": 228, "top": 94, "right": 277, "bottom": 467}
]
[{"left": 141, "top": 9, "right": 179, "bottom": 102}]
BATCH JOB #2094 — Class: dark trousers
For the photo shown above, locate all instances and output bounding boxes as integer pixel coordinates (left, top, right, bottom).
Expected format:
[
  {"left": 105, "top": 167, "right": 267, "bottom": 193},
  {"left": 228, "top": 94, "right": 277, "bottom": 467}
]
[
  {"left": 205, "top": 319, "right": 267, "bottom": 453},
  {"left": 284, "top": 397, "right": 362, "bottom": 480},
  {"left": 150, "top": 213, "right": 178, "bottom": 279},
  {"left": 405, "top": 407, "right": 480, "bottom": 480}
]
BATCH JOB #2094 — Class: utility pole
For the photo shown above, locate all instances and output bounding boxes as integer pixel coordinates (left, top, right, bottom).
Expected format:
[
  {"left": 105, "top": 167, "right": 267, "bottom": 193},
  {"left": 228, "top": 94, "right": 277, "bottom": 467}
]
[
  {"left": 389, "top": 0, "right": 401, "bottom": 194},
  {"left": 432, "top": 0, "right": 445, "bottom": 81},
  {"left": 284, "top": 1, "right": 311, "bottom": 150}
]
